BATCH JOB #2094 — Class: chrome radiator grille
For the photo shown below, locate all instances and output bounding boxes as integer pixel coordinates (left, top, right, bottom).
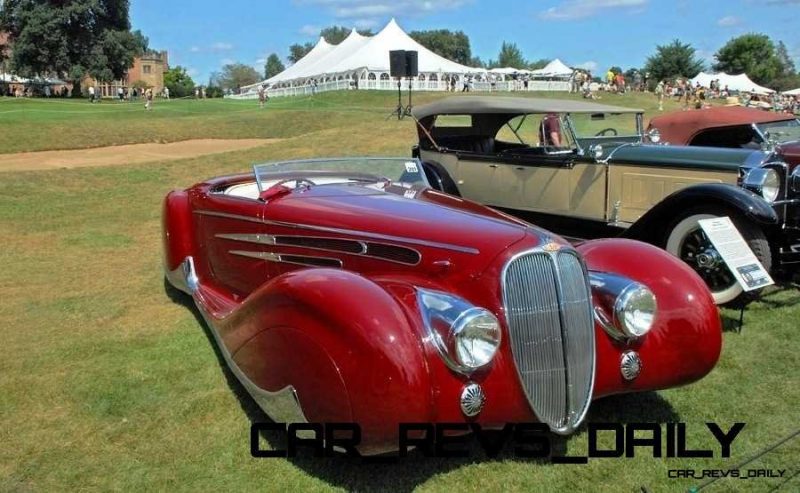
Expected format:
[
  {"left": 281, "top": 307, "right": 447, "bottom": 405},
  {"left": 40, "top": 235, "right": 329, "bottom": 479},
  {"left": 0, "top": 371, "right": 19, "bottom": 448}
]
[{"left": 502, "top": 249, "right": 595, "bottom": 433}]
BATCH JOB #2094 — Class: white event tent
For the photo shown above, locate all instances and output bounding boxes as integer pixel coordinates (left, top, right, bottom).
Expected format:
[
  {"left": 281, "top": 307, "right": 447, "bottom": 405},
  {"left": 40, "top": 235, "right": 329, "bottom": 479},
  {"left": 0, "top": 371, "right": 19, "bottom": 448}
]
[
  {"left": 236, "top": 19, "right": 576, "bottom": 98},
  {"left": 690, "top": 71, "right": 774, "bottom": 94},
  {"left": 783, "top": 88, "right": 800, "bottom": 96},
  {"left": 530, "top": 59, "right": 573, "bottom": 79},
  {"left": 241, "top": 19, "right": 481, "bottom": 97}
]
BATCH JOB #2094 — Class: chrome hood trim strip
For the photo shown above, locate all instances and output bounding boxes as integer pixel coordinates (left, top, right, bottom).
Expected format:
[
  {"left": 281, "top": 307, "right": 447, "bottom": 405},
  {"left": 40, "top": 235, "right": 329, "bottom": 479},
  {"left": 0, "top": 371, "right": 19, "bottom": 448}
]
[{"left": 195, "top": 209, "right": 479, "bottom": 254}]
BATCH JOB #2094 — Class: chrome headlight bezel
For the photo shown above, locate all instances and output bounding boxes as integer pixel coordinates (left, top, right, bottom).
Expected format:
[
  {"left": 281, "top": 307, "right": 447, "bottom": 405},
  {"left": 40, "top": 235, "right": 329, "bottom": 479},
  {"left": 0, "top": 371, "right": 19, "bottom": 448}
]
[
  {"left": 417, "top": 288, "right": 502, "bottom": 374},
  {"left": 613, "top": 283, "right": 657, "bottom": 338},
  {"left": 742, "top": 167, "right": 781, "bottom": 203},
  {"left": 647, "top": 127, "right": 661, "bottom": 144},
  {"left": 589, "top": 272, "right": 657, "bottom": 341}
]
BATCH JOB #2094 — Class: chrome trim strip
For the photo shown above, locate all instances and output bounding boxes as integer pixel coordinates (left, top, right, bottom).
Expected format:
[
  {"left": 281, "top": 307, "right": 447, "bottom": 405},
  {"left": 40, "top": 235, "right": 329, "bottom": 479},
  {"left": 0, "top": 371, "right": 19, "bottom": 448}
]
[
  {"left": 229, "top": 250, "right": 343, "bottom": 268},
  {"left": 166, "top": 256, "right": 308, "bottom": 425},
  {"left": 216, "top": 233, "right": 423, "bottom": 266},
  {"left": 196, "top": 209, "right": 479, "bottom": 254}
]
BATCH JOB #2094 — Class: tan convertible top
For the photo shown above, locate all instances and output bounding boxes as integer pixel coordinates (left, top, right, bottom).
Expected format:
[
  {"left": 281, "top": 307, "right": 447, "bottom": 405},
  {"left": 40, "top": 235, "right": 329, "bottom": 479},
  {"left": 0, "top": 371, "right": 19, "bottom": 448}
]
[{"left": 411, "top": 96, "right": 642, "bottom": 120}]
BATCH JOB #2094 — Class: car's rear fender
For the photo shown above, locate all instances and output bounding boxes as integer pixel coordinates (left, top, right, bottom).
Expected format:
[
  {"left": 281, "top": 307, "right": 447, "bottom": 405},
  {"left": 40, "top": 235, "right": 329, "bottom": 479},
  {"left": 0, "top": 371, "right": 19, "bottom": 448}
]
[
  {"left": 162, "top": 190, "right": 196, "bottom": 275},
  {"left": 622, "top": 182, "right": 778, "bottom": 244}
]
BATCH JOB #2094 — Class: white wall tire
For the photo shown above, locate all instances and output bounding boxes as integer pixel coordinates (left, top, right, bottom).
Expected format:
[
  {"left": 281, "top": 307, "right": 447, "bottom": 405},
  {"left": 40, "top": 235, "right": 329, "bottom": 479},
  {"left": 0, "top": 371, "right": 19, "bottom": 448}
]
[{"left": 665, "top": 211, "right": 770, "bottom": 306}]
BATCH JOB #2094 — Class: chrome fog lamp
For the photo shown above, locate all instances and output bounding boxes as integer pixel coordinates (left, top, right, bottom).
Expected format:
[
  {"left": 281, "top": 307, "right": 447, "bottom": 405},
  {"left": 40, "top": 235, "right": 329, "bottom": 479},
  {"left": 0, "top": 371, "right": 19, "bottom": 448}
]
[
  {"left": 742, "top": 167, "right": 780, "bottom": 203},
  {"left": 418, "top": 289, "right": 501, "bottom": 373},
  {"left": 614, "top": 283, "right": 657, "bottom": 338},
  {"left": 647, "top": 128, "right": 661, "bottom": 143}
]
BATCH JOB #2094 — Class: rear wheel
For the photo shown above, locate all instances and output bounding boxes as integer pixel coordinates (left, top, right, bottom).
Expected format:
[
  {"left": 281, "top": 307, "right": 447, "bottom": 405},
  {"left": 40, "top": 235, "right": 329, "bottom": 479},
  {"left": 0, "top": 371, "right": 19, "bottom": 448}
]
[{"left": 664, "top": 208, "right": 771, "bottom": 306}]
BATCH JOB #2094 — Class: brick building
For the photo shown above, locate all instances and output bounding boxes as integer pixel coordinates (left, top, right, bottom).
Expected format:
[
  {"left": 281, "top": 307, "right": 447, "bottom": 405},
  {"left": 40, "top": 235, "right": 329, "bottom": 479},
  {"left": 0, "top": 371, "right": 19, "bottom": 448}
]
[{"left": 87, "top": 50, "right": 169, "bottom": 97}]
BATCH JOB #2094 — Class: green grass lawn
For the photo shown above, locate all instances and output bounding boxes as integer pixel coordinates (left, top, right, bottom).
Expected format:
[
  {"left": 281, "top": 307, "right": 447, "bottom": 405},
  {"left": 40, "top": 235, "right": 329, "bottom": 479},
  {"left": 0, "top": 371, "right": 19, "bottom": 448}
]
[{"left": 1, "top": 91, "right": 798, "bottom": 492}]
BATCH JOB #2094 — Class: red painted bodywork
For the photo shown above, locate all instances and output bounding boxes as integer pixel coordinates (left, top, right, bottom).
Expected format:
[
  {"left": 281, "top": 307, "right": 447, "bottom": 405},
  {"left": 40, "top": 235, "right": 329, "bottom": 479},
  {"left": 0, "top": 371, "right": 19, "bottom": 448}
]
[
  {"left": 648, "top": 106, "right": 800, "bottom": 168},
  {"left": 163, "top": 172, "right": 722, "bottom": 454}
]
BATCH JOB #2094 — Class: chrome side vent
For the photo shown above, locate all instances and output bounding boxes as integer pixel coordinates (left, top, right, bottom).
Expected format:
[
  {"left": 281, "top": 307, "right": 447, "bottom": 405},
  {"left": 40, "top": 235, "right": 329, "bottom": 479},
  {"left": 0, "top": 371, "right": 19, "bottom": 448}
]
[
  {"left": 280, "top": 255, "right": 342, "bottom": 268},
  {"left": 274, "top": 236, "right": 364, "bottom": 254},
  {"left": 502, "top": 249, "right": 595, "bottom": 434}
]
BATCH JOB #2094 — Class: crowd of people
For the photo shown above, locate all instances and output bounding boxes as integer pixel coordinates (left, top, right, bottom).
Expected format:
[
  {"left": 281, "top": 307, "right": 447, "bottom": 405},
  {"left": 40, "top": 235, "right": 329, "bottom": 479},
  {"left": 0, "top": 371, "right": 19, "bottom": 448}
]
[{"left": 648, "top": 77, "right": 800, "bottom": 114}]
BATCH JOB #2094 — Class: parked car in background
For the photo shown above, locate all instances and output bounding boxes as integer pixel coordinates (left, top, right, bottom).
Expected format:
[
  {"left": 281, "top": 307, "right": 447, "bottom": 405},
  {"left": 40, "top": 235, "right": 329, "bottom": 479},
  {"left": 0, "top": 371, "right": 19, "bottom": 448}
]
[
  {"left": 412, "top": 96, "right": 800, "bottom": 305},
  {"left": 647, "top": 106, "right": 800, "bottom": 167},
  {"left": 163, "top": 157, "right": 721, "bottom": 454}
]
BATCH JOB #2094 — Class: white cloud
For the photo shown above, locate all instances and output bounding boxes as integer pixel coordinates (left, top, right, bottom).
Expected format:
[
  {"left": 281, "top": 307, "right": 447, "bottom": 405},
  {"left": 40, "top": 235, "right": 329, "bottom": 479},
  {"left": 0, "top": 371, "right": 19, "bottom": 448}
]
[
  {"left": 189, "top": 46, "right": 201, "bottom": 53},
  {"left": 352, "top": 18, "right": 379, "bottom": 30},
  {"left": 717, "top": 15, "right": 741, "bottom": 26},
  {"left": 299, "top": 24, "right": 320, "bottom": 36},
  {"left": 575, "top": 60, "right": 598, "bottom": 71},
  {"left": 539, "top": 0, "right": 648, "bottom": 21},
  {"left": 186, "top": 67, "right": 199, "bottom": 77},
  {"left": 295, "top": 0, "right": 467, "bottom": 25},
  {"left": 211, "top": 42, "right": 234, "bottom": 52}
]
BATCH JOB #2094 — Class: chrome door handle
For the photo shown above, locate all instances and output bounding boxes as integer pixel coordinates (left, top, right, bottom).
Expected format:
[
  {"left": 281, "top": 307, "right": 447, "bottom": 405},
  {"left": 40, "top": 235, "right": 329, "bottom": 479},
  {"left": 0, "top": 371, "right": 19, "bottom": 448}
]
[{"left": 488, "top": 164, "right": 498, "bottom": 168}]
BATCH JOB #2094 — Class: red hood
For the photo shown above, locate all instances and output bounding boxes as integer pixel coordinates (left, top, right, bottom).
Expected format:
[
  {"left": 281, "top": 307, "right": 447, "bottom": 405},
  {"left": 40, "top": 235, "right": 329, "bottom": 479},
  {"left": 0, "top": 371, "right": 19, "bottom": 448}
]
[{"left": 264, "top": 184, "right": 535, "bottom": 274}]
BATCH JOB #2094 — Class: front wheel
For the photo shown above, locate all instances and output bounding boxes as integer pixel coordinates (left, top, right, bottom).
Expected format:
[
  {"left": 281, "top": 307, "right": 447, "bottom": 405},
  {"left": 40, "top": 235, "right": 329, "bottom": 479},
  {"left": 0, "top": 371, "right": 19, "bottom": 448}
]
[{"left": 664, "top": 209, "right": 771, "bottom": 306}]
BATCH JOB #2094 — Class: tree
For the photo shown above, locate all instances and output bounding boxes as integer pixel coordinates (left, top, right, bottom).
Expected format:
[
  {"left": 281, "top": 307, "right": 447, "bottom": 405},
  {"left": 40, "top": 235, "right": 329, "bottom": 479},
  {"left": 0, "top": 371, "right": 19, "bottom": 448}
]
[
  {"left": 288, "top": 43, "right": 314, "bottom": 63},
  {"left": 713, "top": 34, "right": 783, "bottom": 86},
  {"left": 775, "top": 41, "right": 796, "bottom": 76},
  {"left": 495, "top": 42, "right": 526, "bottom": 69},
  {"left": 0, "top": 0, "right": 148, "bottom": 91},
  {"left": 216, "top": 63, "right": 260, "bottom": 92},
  {"left": 409, "top": 29, "right": 472, "bottom": 65},
  {"left": 469, "top": 56, "right": 486, "bottom": 68},
  {"left": 163, "top": 66, "right": 195, "bottom": 98},
  {"left": 319, "top": 26, "right": 373, "bottom": 45},
  {"left": 643, "top": 39, "right": 704, "bottom": 82},
  {"left": 264, "top": 53, "right": 285, "bottom": 79}
]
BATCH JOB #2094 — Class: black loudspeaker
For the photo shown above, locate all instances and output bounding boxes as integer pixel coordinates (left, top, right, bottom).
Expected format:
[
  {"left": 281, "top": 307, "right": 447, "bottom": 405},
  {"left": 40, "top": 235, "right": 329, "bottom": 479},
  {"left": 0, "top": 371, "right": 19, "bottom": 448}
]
[
  {"left": 390, "top": 50, "right": 407, "bottom": 78},
  {"left": 405, "top": 51, "right": 418, "bottom": 77}
]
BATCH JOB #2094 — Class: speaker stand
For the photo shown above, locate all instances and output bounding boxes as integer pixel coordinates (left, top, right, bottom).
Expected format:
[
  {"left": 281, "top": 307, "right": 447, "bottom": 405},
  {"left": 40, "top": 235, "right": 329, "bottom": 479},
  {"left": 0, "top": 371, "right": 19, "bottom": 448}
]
[
  {"left": 387, "top": 79, "right": 405, "bottom": 120},
  {"left": 404, "top": 77, "right": 413, "bottom": 117}
]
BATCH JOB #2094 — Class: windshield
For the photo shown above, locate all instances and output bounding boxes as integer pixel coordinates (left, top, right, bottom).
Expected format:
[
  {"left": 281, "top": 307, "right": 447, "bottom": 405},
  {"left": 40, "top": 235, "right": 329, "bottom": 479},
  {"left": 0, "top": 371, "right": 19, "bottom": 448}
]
[
  {"left": 569, "top": 112, "right": 640, "bottom": 139},
  {"left": 756, "top": 119, "right": 800, "bottom": 144},
  {"left": 253, "top": 157, "right": 430, "bottom": 193}
]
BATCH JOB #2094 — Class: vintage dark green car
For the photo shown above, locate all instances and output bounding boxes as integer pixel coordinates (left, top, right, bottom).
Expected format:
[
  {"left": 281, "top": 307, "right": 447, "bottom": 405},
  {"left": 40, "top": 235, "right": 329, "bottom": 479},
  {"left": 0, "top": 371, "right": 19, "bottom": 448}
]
[{"left": 411, "top": 96, "right": 799, "bottom": 305}]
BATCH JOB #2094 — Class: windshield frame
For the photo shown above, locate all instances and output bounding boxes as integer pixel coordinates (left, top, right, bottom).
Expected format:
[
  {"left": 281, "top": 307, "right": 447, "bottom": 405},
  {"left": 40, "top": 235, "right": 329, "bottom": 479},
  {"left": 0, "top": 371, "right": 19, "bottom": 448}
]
[
  {"left": 754, "top": 118, "right": 800, "bottom": 144},
  {"left": 252, "top": 157, "right": 431, "bottom": 193}
]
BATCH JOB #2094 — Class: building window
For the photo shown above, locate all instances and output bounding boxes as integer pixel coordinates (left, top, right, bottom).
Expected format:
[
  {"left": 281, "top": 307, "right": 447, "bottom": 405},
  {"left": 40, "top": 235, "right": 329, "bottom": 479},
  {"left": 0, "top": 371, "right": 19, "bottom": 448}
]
[{"left": 143, "top": 65, "right": 152, "bottom": 74}]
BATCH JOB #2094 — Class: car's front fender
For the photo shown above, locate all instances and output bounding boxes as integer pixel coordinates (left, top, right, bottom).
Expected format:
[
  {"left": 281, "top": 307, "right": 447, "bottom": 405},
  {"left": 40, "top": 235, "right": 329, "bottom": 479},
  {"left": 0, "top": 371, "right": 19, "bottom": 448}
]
[
  {"left": 576, "top": 239, "right": 722, "bottom": 398},
  {"left": 220, "top": 268, "right": 434, "bottom": 454}
]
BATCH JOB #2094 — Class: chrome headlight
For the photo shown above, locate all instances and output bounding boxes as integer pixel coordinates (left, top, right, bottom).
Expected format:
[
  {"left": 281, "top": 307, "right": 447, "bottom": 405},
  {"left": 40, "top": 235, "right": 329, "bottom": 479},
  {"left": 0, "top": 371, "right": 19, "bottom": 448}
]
[
  {"left": 614, "top": 283, "right": 657, "bottom": 338},
  {"left": 742, "top": 167, "right": 781, "bottom": 203},
  {"left": 647, "top": 127, "right": 661, "bottom": 144},
  {"left": 418, "top": 289, "right": 501, "bottom": 373},
  {"left": 589, "top": 272, "right": 657, "bottom": 340}
]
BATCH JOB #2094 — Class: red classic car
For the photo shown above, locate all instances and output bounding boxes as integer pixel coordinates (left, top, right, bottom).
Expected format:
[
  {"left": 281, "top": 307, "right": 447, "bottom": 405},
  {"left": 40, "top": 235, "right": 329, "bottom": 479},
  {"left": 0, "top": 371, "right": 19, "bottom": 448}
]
[
  {"left": 647, "top": 106, "right": 800, "bottom": 168},
  {"left": 163, "top": 157, "right": 721, "bottom": 454}
]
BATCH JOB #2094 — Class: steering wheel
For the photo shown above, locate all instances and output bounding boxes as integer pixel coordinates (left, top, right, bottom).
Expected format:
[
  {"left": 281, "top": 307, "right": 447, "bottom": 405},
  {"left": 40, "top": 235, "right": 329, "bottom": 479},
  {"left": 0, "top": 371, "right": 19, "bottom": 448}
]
[
  {"left": 595, "top": 128, "right": 618, "bottom": 137},
  {"left": 274, "top": 177, "right": 317, "bottom": 189}
]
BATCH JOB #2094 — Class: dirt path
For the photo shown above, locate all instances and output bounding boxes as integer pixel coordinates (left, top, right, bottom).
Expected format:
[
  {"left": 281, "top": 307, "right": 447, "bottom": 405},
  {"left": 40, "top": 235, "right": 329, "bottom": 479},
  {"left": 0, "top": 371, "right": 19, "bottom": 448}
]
[{"left": 0, "top": 139, "right": 279, "bottom": 172}]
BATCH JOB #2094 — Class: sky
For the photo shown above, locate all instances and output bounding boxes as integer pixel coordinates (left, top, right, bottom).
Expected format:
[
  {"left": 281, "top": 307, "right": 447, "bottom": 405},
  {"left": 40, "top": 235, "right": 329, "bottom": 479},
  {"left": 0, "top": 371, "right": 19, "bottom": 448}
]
[{"left": 130, "top": 0, "right": 800, "bottom": 84}]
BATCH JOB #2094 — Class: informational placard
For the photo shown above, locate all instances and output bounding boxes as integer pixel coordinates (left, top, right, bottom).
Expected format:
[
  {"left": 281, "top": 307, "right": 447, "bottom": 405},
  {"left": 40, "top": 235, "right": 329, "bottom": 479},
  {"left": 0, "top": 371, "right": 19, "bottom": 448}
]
[{"left": 698, "top": 217, "right": 774, "bottom": 291}]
